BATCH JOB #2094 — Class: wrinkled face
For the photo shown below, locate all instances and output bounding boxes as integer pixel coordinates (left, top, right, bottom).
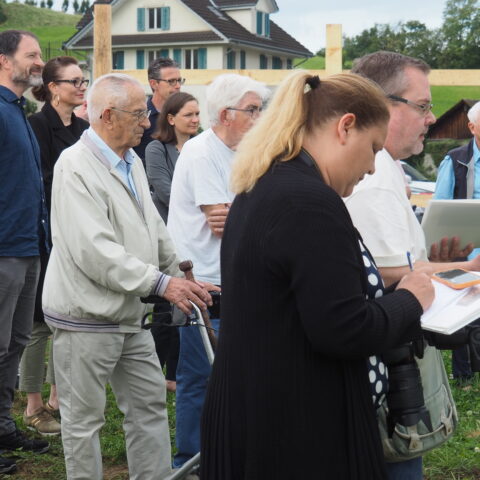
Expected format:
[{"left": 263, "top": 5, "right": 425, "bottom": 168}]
[
  {"left": 468, "top": 117, "right": 480, "bottom": 149},
  {"left": 110, "top": 84, "right": 151, "bottom": 149},
  {"left": 9, "top": 35, "right": 44, "bottom": 88},
  {"left": 385, "top": 67, "right": 436, "bottom": 160},
  {"left": 51, "top": 64, "right": 87, "bottom": 108},
  {"left": 151, "top": 66, "right": 181, "bottom": 103},
  {"left": 168, "top": 100, "right": 200, "bottom": 137},
  {"left": 226, "top": 91, "right": 263, "bottom": 146}
]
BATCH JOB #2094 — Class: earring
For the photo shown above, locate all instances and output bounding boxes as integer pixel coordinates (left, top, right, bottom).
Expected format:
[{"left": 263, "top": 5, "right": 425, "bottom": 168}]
[{"left": 53, "top": 94, "right": 60, "bottom": 107}]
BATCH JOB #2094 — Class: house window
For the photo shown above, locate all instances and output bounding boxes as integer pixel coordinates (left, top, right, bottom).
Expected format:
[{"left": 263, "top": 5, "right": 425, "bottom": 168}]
[
  {"left": 184, "top": 48, "right": 207, "bottom": 69},
  {"left": 286, "top": 58, "right": 293, "bottom": 69},
  {"left": 256, "top": 11, "right": 270, "bottom": 37},
  {"left": 259, "top": 54, "right": 268, "bottom": 69},
  {"left": 112, "top": 51, "right": 124, "bottom": 70},
  {"left": 240, "top": 50, "right": 246, "bottom": 69},
  {"left": 227, "top": 50, "right": 236, "bottom": 69},
  {"left": 140, "top": 6, "right": 170, "bottom": 31},
  {"left": 272, "top": 56, "right": 282, "bottom": 69},
  {"left": 148, "top": 49, "right": 170, "bottom": 65}
]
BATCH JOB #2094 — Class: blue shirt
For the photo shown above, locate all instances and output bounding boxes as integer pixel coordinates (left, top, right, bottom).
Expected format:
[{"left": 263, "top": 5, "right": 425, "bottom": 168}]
[
  {"left": 0, "top": 85, "right": 48, "bottom": 256},
  {"left": 434, "top": 140, "right": 480, "bottom": 199},
  {"left": 434, "top": 139, "right": 480, "bottom": 259},
  {"left": 87, "top": 127, "right": 139, "bottom": 200}
]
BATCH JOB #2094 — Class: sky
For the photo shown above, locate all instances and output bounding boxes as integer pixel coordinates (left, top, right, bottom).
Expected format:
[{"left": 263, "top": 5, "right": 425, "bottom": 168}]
[{"left": 45, "top": 0, "right": 447, "bottom": 54}]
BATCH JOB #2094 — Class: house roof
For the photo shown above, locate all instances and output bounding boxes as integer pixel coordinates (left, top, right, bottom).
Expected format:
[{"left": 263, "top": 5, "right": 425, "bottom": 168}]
[
  {"left": 428, "top": 99, "right": 478, "bottom": 140},
  {"left": 68, "top": 0, "right": 311, "bottom": 57}
]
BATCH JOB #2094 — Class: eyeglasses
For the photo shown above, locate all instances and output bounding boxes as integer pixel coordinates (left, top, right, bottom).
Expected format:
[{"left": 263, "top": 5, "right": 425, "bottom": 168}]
[
  {"left": 388, "top": 94, "right": 434, "bottom": 116},
  {"left": 226, "top": 106, "right": 263, "bottom": 118},
  {"left": 154, "top": 77, "right": 186, "bottom": 86},
  {"left": 55, "top": 78, "right": 90, "bottom": 88},
  {"left": 110, "top": 107, "right": 151, "bottom": 122}
]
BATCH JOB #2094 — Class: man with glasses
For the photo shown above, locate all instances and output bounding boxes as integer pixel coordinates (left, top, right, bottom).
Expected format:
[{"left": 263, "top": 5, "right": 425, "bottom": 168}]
[
  {"left": 42, "top": 73, "right": 215, "bottom": 480},
  {"left": 0, "top": 30, "right": 49, "bottom": 475},
  {"left": 134, "top": 57, "right": 184, "bottom": 161},
  {"left": 167, "top": 73, "right": 269, "bottom": 474},
  {"left": 345, "top": 51, "right": 476, "bottom": 480}
]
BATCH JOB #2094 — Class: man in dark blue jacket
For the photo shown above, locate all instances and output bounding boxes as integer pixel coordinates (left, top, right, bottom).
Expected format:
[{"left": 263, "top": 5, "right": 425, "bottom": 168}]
[{"left": 0, "top": 30, "right": 49, "bottom": 474}]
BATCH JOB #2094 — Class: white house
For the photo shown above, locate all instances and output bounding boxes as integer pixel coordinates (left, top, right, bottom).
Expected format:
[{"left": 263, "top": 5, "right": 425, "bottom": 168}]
[{"left": 64, "top": 0, "right": 312, "bottom": 71}]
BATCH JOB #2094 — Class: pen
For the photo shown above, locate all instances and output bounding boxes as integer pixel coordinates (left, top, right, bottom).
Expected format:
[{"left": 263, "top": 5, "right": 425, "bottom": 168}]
[{"left": 406, "top": 251, "right": 414, "bottom": 271}]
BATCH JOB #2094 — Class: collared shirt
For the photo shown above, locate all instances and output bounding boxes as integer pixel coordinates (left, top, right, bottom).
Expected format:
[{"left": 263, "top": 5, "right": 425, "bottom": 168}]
[
  {"left": 87, "top": 127, "right": 139, "bottom": 200},
  {"left": 133, "top": 96, "right": 160, "bottom": 162},
  {"left": 435, "top": 139, "right": 480, "bottom": 199},
  {"left": 0, "top": 85, "right": 49, "bottom": 256}
]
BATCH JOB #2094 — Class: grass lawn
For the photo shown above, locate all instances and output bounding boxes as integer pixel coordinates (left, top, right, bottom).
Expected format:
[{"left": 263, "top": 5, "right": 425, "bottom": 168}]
[
  {"left": 431, "top": 86, "right": 480, "bottom": 118},
  {"left": 1, "top": 352, "right": 479, "bottom": 479}
]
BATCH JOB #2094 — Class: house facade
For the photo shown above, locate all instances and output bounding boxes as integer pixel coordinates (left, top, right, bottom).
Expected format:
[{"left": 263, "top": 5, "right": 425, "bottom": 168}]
[{"left": 64, "top": 0, "right": 312, "bottom": 71}]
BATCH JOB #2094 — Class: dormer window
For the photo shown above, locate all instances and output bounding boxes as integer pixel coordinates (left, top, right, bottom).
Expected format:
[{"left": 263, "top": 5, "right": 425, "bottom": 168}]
[
  {"left": 256, "top": 11, "right": 270, "bottom": 37},
  {"left": 137, "top": 7, "right": 170, "bottom": 31}
]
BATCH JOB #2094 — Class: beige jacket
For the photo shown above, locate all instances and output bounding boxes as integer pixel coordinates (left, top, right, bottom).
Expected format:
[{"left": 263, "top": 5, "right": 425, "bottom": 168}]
[{"left": 43, "top": 131, "right": 181, "bottom": 332}]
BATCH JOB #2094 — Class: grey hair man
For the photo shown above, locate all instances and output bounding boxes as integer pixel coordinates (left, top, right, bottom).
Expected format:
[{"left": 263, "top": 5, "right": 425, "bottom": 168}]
[
  {"left": 42, "top": 73, "right": 215, "bottom": 480},
  {"left": 345, "top": 51, "right": 480, "bottom": 480},
  {"left": 134, "top": 57, "right": 183, "bottom": 160},
  {"left": 167, "top": 73, "right": 270, "bottom": 470},
  {"left": 0, "top": 30, "right": 49, "bottom": 474}
]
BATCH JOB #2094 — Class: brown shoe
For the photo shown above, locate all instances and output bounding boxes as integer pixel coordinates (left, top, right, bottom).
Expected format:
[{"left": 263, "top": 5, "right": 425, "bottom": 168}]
[
  {"left": 23, "top": 408, "right": 61, "bottom": 436},
  {"left": 44, "top": 401, "right": 60, "bottom": 419}
]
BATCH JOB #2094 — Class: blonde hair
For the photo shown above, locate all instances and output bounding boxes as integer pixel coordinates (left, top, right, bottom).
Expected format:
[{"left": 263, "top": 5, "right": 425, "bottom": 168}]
[{"left": 231, "top": 70, "right": 390, "bottom": 194}]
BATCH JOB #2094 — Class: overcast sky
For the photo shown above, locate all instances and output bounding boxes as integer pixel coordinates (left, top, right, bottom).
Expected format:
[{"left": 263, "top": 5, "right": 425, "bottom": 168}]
[{"left": 45, "top": 0, "right": 447, "bottom": 53}]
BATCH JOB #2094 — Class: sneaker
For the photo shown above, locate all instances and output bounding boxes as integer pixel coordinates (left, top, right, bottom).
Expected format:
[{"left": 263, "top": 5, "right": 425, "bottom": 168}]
[
  {"left": 0, "top": 428, "right": 49, "bottom": 454},
  {"left": 0, "top": 456, "right": 16, "bottom": 474},
  {"left": 44, "top": 401, "right": 60, "bottom": 419},
  {"left": 23, "top": 407, "right": 61, "bottom": 436}
]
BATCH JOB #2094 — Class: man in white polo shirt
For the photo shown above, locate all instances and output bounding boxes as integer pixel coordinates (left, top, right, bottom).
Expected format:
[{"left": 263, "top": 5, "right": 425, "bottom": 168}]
[{"left": 167, "top": 73, "right": 269, "bottom": 471}]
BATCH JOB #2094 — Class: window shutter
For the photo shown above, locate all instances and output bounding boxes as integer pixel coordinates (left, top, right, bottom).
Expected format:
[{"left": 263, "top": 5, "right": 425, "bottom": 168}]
[
  {"left": 227, "top": 50, "right": 236, "bottom": 69},
  {"left": 136, "top": 50, "right": 145, "bottom": 69},
  {"left": 137, "top": 8, "right": 145, "bottom": 32},
  {"left": 113, "top": 51, "right": 124, "bottom": 70},
  {"left": 160, "top": 49, "right": 169, "bottom": 58},
  {"left": 260, "top": 54, "right": 267, "bottom": 69},
  {"left": 272, "top": 56, "right": 282, "bottom": 69},
  {"left": 198, "top": 48, "right": 207, "bottom": 69},
  {"left": 256, "top": 11, "right": 263, "bottom": 34},
  {"left": 240, "top": 50, "right": 246, "bottom": 69},
  {"left": 173, "top": 48, "right": 182, "bottom": 66},
  {"left": 161, "top": 6, "right": 170, "bottom": 30},
  {"left": 265, "top": 13, "right": 270, "bottom": 37}
]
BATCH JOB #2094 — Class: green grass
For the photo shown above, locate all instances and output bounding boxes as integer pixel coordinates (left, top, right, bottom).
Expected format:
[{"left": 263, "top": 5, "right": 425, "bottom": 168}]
[
  {"left": 294, "top": 56, "right": 325, "bottom": 69},
  {"left": 431, "top": 86, "right": 480, "bottom": 118}
]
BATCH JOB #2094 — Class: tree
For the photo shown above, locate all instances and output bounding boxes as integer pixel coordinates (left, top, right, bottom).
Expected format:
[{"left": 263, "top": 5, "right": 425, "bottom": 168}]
[
  {"left": 40, "top": 0, "right": 45, "bottom": 7},
  {"left": 72, "top": 0, "right": 79, "bottom": 14},
  {"left": 62, "top": 0, "right": 69, "bottom": 12},
  {"left": 439, "top": 0, "right": 480, "bottom": 68},
  {"left": 47, "top": 0, "right": 53, "bottom": 8},
  {"left": 80, "top": 0, "right": 89, "bottom": 13}
]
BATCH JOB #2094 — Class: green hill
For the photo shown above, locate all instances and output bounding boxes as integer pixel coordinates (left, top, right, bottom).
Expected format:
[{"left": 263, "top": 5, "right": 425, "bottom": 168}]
[{"left": 0, "top": 2, "right": 82, "bottom": 59}]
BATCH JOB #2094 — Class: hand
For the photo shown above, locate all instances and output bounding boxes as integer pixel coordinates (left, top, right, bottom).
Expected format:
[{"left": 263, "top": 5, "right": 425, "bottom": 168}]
[
  {"left": 428, "top": 236, "right": 473, "bottom": 262},
  {"left": 195, "top": 281, "right": 221, "bottom": 293},
  {"left": 206, "top": 204, "right": 230, "bottom": 238},
  {"left": 396, "top": 270, "right": 435, "bottom": 312},
  {"left": 163, "top": 277, "right": 212, "bottom": 315}
]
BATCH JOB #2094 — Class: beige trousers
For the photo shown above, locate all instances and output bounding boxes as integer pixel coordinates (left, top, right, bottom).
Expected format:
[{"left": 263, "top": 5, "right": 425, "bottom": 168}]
[{"left": 53, "top": 328, "right": 172, "bottom": 480}]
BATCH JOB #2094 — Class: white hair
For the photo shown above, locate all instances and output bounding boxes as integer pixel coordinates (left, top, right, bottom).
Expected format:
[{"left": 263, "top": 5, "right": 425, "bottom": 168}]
[
  {"left": 87, "top": 73, "right": 143, "bottom": 123},
  {"left": 467, "top": 101, "right": 480, "bottom": 124},
  {"left": 206, "top": 73, "right": 270, "bottom": 126}
]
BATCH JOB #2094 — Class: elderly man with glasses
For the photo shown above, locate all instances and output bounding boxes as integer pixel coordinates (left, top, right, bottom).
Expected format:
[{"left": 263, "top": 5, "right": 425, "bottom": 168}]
[
  {"left": 42, "top": 73, "right": 215, "bottom": 480},
  {"left": 167, "top": 73, "right": 269, "bottom": 474},
  {"left": 134, "top": 57, "right": 185, "bottom": 161}
]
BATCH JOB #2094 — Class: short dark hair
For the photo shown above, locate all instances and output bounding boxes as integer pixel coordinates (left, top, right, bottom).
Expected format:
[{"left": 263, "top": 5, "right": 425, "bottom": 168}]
[
  {"left": 0, "top": 30, "right": 38, "bottom": 58},
  {"left": 351, "top": 51, "right": 430, "bottom": 96},
  {"left": 147, "top": 57, "right": 179, "bottom": 80},
  {"left": 152, "top": 92, "right": 198, "bottom": 145},
  {"left": 31, "top": 56, "right": 79, "bottom": 102}
]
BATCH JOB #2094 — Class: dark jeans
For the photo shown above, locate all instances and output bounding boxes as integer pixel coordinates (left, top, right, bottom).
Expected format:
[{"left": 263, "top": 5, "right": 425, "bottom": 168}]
[
  {"left": 386, "top": 456, "right": 423, "bottom": 480},
  {"left": 0, "top": 257, "right": 40, "bottom": 436},
  {"left": 452, "top": 318, "right": 480, "bottom": 379}
]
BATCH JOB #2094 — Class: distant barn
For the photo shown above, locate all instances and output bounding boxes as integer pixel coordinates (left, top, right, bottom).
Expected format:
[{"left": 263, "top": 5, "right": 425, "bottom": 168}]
[{"left": 429, "top": 99, "right": 478, "bottom": 140}]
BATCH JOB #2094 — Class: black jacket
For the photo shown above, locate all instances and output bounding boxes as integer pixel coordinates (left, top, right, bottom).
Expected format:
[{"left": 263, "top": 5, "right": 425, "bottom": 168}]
[{"left": 28, "top": 102, "right": 89, "bottom": 215}]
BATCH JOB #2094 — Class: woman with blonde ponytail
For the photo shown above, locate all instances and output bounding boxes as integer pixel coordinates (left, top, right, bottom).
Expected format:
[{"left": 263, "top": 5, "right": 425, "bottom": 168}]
[{"left": 201, "top": 70, "right": 435, "bottom": 479}]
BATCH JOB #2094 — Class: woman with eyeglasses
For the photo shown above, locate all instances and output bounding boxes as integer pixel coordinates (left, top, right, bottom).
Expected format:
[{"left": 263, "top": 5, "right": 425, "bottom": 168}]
[
  {"left": 18, "top": 56, "right": 89, "bottom": 436},
  {"left": 145, "top": 91, "right": 200, "bottom": 393}
]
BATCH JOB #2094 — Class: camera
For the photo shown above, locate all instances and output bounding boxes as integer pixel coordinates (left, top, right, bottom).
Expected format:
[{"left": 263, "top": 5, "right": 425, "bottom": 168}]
[{"left": 382, "top": 325, "right": 480, "bottom": 437}]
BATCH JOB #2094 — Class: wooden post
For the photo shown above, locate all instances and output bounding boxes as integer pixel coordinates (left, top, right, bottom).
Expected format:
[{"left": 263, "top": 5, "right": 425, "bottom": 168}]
[
  {"left": 93, "top": 3, "right": 112, "bottom": 79},
  {"left": 325, "top": 24, "right": 342, "bottom": 76}
]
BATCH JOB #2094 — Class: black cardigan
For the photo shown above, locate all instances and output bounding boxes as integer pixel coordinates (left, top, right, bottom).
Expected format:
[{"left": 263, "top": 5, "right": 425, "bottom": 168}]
[
  {"left": 28, "top": 102, "right": 89, "bottom": 215},
  {"left": 201, "top": 152, "right": 424, "bottom": 480}
]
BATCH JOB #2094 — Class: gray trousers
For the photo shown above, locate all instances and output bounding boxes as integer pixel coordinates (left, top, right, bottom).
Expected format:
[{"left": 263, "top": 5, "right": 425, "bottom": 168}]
[
  {"left": 53, "top": 328, "right": 172, "bottom": 480},
  {"left": 0, "top": 257, "right": 40, "bottom": 436},
  {"left": 19, "top": 321, "right": 55, "bottom": 392}
]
